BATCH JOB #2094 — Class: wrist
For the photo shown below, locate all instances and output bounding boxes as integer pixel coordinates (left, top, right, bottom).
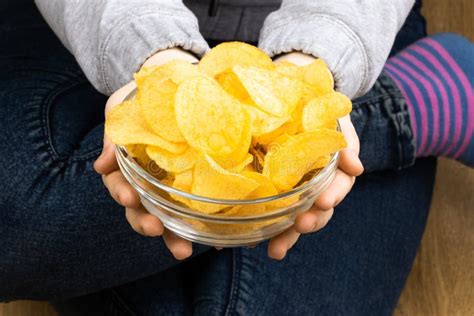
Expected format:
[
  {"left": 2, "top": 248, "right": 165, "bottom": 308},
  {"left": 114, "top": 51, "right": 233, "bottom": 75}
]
[{"left": 142, "top": 47, "right": 199, "bottom": 68}]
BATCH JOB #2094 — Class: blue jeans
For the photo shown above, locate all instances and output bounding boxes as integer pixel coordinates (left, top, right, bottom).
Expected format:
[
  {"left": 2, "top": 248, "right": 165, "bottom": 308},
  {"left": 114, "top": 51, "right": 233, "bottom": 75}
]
[{"left": 0, "top": 1, "right": 436, "bottom": 315}]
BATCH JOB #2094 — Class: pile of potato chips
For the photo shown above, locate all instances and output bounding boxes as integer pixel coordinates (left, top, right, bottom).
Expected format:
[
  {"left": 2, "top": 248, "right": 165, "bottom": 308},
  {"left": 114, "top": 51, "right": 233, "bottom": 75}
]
[{"left": 106, "top": 42, "right": 350, "bottom": 215}]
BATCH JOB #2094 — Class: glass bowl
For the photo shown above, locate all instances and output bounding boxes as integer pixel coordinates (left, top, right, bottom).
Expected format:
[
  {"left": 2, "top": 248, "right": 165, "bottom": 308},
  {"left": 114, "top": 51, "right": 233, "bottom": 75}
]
[{"left": 115, "top": 90, "right": 340, "bottom": 247}]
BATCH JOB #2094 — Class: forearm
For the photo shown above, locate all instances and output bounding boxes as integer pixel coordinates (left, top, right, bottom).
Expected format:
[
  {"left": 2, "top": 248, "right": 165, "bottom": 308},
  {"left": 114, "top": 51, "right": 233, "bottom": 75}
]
[
  {"left": 259, "top": 0, "right": 414, "bottom": 99},
  {"left": 35, "top": 0, "right": 209, "bottom": 95}
]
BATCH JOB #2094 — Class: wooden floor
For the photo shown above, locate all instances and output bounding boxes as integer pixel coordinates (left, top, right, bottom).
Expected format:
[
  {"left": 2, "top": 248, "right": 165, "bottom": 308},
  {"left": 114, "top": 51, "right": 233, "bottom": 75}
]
[{"left": 1, "top": 0, "right": 473, "bottom": 315}]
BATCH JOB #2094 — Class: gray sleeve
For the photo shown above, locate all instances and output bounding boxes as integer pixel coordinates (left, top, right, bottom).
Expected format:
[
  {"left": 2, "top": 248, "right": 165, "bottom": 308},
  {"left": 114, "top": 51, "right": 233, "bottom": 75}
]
[
  {"left": 259, "top": 0, "right": 415, "bottom": 99},
  {"left": 35, "top": 0, "right": 209, "bottom": 95}
]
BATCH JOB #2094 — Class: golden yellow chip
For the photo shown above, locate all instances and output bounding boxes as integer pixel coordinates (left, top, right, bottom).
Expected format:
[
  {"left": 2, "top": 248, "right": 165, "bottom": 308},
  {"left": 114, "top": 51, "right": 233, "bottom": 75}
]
[
  {"left": 300, "top": 59, "right": 334, "bottom": 96},
  {"left": 175, "top": 76, "right": 247, "bottom": 157},
  {"left": 191, "top": 155, "right": 260, "bottom": 214},
  {"left": 135, "top": 60, "right": 200, "bottom": 86},
  {"left": 243, "top": 105, "right": 289, "bottom": 137},
  {"left": 146, "top": 145, "right": 196, "bottom": 173},
  {"left": 137, "top": 79, "right": 185, "bottom": 143},
  {"left": 311, "top": 154, "right": 332, "bottom": 170},
  {"left": 216, "top": 70, "right": 254, "bottom": 105},
  {"left": 215, "top": 153, "right": 254, "bottom": 173},
  {"left": 302, "top": 92, "right": 352, "bottom": 131},
  {"left": 243, "top": 171, "right": 279, "bottom": 199},
  {"left": 254, "top": 121, "right": 299, "bottom": 145},
  {"left": 199, "top": 42, "right": 274, "bottom": 78},
  {"left": 170, "top": 169, "right": 193, "bottom": 207},
  {"left": 263, "top": 129, "right": 347, "bottom": 191},
  {"left": 105, "top": 100, "right": 187, "bottom": 154},
  {"left": 275, "top": 61, "right": 301, "bottom": 79},
  {"left": 233, "top": 66, "right": 303, "bottom": 117},
  {"left": 212, "top": 109, "right": 252, "bottom": 168}
]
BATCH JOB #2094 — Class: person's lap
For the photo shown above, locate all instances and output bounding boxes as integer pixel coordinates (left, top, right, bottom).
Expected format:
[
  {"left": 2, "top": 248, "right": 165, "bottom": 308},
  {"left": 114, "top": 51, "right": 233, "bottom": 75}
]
[{"left": 0, "top": 0, "right": 437, "bottom": 315}]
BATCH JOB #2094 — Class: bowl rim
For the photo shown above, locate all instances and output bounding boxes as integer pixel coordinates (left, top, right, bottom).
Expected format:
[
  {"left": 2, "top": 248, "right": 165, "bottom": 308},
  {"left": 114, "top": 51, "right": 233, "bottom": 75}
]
[{"left": 117, "top": 145, "right": 339, "bottom": 205}]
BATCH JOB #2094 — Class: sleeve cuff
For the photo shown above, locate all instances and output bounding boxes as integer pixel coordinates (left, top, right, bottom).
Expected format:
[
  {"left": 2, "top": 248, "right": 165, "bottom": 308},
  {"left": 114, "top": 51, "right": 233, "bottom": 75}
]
[
  {"left": 99, "top": 10, "right": 209, "bottom": 95},
  {"left": 259, "top": 9, "right": 369, "bottom": 99}
]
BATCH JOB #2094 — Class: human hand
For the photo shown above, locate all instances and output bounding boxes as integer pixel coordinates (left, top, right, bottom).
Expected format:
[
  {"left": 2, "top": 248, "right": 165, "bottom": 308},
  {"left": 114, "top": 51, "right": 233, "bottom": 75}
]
[
  {"left": 266, "top": 52, "right": 364, "bottom": 260},
  {"left": 94, "top": 48, "right": 198, "bottom": 260}
]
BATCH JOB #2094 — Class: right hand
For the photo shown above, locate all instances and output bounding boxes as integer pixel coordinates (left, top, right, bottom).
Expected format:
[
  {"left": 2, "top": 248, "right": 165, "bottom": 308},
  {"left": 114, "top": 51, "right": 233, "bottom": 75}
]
[{"left": 94, "top": 48, "right": 199, "bottom": 260}]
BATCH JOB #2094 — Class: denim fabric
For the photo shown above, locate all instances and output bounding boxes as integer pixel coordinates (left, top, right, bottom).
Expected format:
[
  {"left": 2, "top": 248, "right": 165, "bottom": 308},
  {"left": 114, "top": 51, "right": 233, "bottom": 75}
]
[{"left": 0, "top": 0, "right": 436, "bottom": 315}]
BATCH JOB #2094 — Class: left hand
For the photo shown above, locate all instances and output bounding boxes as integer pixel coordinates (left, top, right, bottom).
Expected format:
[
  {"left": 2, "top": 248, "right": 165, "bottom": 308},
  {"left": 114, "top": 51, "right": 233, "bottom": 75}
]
[{"left": 266, "top": 52, "right": 364, "bottom": 260}]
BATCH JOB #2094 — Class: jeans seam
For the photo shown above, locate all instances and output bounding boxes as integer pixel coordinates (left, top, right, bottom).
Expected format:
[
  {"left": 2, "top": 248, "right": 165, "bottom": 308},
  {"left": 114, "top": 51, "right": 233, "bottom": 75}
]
[
  {"left": 41, "top": 78, "right": 87, "bottom": 162},
  {"left": 382, "top": 74, "right": 417, "bottom": 169},
  {"left": 224, "top": 248, "right": 241, "bottom": 316},
  {"left": 42, "top": 79, "right": 103, "bottom": 164}
]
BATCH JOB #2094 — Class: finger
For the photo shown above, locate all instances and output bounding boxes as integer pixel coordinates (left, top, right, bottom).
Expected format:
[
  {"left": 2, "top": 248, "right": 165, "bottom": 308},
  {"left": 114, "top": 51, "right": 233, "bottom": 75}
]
[
  {"left": 294, "top": 207, "right": 334, "bottom": 234},
  {"left": 338, "top": 116, "right": 363, "bottom": 176},
  {"left": 102, "top": 170, "right": 141, "bottom": 208},
  {"left": 163, "top": 230, "right": 193, "bottom": 260},
  {"left": 125, "top": 206, "right": 164, "bottom": 237},
  {"left": 267, "top": 227, "right": 300, "bottom": 260},
  {"left": 338, "top": 148, "right": 364, "bottom": 177},
  {"left": 313, "top": 169, "right": 355, "bottom": 210},
  {"left": 339, "top": 115, "right": 360, "bottom": 155},
  {"left": 94, "top": 137, "right": 118, "bottom": 175}
]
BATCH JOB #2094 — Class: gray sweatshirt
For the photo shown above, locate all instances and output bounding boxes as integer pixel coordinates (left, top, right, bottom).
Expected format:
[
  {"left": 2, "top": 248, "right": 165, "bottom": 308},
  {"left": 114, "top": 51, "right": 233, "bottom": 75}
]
[{"left": 35, "top": 0, "right": 414, "bottom": 98}]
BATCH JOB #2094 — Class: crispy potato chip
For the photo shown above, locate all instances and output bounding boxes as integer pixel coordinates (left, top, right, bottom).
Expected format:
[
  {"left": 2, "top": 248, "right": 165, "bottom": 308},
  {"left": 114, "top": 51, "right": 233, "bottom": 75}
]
[
  {"left": 212, "top": 110, "right": 252, "bottom": 169},
  {"left": 263, "top": 129, "right": 347, "bottom": 191},
  {"left": 216, "top": 153, "right": 254, "bottom": 173},
  {"left": 255, "top": 121, "right": 299, "bottom": 145},
  {"left": 105, "top": 100, "right": 187, "bottom": 153},
  {"left": 191, "top": 155, "right": 259, "bottom": 214},
  {"left": 216, "top": 70, "right": 254, "bottom": 105},
  {"left": 275, "top": 61, "right": 301, "bottom": 79},
  {"left": 302, "top": 92, "right": 352, "bottom": 131},
  {"left": 199, "top": 42, "right": 274, "bottom": 78},
  {"left": 243, "top": 171, "right": 279, "bottom": 199},
  {"left": 175, "top": 76, "right": 247, "bottom": 157},
  {"left": 170, "top": 169, "right": 193, "bottom": 207},
  {"left": 311, "top": 154, "right": 332, "bottom": 170},
  {"left": 146, "top": 145, "right": 196, "bottom": 173},
  {"left": 135, "top": 60, "right": 200, "bottom": 86},
  {"left": 243, "top": 105, "right": 289, "bottom": 137},
  {"left": 233, "top": 66, "right": 303, "bottom": 117},
  {"left": 125, "top": 144, "right": 163, "bottom": 177},
  {"left": 300, "top": 59, "right": 334, "bottom": 96},
  {"left": 137, "top": 79, "right": 185, "bottom": 142}
]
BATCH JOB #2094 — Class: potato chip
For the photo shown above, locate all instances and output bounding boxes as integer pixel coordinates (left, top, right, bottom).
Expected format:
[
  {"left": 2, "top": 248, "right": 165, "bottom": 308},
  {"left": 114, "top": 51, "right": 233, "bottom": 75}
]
[
  {"left": 175, "top": 76, "right": 247, "bottom": 157},
  {"left": 243, "top": 171, "right": 279, "bottom": 199},
  {"left": 105, "top": 100, "right": 187, "bottom": 153},
  {"left": 275, "top": 61, "right": 301, "bottom": 79},
  {"left": 136, "top": 79, "right": 185, "bottom": 143},
  {"left": 212, "top": 109, "right": 252, "bottom": 169},
  {"left": 135, "top": 60, "right": 200, "bottom": 86},
  {"left": 191, "top": 155, "right": 259, "bottom": 214},
  {"left": 215, "top": 153, "right": 254, "bottom": 173},
  {"left": 216, "top": 70, "right": 254, "bottom": 105},
  {"left": 263, "top": 129, "right": 347, "bottom": 191},
  {"left": 311, "top": 154, "right": 332, "bottom": 170},
  {"left": 243, "top": 105, "right": 289, "bottom": 137},
  {"left": 300, "top": 59, "right": 334, "bottom": 96},
  {"left": 146, "top": 145, "right": 196, "bottom": 173},
  {"left": 233, "top": 66, "right": 303, "bottom": 117},
  {"left": 170, "top": 169, "right": 193, "bottom": 207},
  {"left": 255, "top": 121, "right": 299, "bottom": 145},
  {"left": 199, "top": 42, "right": 274, "bottom": 78},
  {"left": 302, "top": 92, "right": 352, "bottom": 131}
]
